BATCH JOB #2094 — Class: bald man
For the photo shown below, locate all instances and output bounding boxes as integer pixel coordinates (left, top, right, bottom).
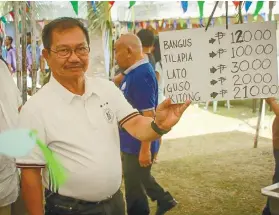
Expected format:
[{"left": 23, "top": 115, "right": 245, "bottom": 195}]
[
  {"left": 115, "top": 34, "right": 177, "bottom": 215},
  {"left": 113, "top": 30, "right": 155, "bottom": 87}
]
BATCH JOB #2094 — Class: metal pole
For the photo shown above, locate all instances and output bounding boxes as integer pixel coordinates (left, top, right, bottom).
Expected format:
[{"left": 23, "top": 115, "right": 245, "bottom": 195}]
[
  {"left": 30, "top": 1, "right": 37, "bottom": 95},
  {"left": 225, "top": 1, "right": 228, "bottom": 29},
  {"left": 205, "top": 1, "right": 219, "bottom": 31},
  {"left": 13, "top": 1, "right": 21, "bottom": 91},
  {"left": 21, "top": 1, "right": 28, "bottom": 104},
  {"left": 238, "top": 1, "right": 243, "bottom": 24}
]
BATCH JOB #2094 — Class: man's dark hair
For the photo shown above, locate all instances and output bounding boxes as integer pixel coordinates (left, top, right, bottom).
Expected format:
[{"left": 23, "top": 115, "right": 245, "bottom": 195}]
[
  {"left": 42, "top": 17, "right": 90, "bottom": 50},
  {"left": 137, "top": 29, "right": 155, "bottom": 47},
  {"left": 153, "top": 36, "right": 161, "bottom": 63},
  {"left": 6, "top": 36, "right": 13, "bottom": 44},
  {"left": 27, "top": 32, "right": 31, "bottom": 37}
]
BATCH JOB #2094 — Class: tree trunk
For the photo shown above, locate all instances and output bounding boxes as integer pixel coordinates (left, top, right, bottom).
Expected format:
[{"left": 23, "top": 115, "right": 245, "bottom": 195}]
[{"left": 86, "top": 1, "right": 112, "bottom": 79}]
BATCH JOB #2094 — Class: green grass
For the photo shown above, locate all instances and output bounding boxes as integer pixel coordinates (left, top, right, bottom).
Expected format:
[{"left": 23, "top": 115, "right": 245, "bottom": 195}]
[{"left": 147, "top": 146, "right": 274, "bottom": 215}]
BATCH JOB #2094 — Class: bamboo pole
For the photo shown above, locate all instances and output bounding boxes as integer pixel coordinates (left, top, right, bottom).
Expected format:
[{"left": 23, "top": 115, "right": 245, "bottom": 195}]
[
  {"left": 21, "top": 1, "right": 28, "bottom": 104},
  {"left": 13, "top": 1, "right": 21, "bottom": 91},
  {"left": 30, "top": 1, "right": 37, "bottom": 95}
]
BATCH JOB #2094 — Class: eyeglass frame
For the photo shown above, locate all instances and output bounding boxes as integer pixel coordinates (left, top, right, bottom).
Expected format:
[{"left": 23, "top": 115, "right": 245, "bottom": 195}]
[{"left": 49, "top": 46, "right": 90, "bottom": 58}]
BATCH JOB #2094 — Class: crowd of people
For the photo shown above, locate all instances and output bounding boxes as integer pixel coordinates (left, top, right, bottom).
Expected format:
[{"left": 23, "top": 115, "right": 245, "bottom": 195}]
[
  {"left": 0, "top": 16, "right": 278, "bottom": 215},
  {"left": 0, "top": 33, "right": 51, "bottom": 88}
]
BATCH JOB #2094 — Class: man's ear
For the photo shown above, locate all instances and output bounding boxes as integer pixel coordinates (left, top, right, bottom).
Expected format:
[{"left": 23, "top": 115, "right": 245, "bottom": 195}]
[{"left": 127, "top": 46, "right": 133, "bottom": 57}]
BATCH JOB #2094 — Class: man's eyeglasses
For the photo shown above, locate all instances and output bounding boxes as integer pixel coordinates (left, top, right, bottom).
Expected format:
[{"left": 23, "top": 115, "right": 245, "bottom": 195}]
[{"left": 50, "top": 46, "right": 90, "bottom": 58}]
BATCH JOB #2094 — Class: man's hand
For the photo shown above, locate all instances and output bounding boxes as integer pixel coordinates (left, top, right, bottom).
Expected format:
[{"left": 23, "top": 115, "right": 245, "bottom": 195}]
[
  {"left": 266, "top": 97, "right": 276, "bottom": 105},
  {"left": 139, "top": 142, "right": 152, "bottom": 167},
  {"left": 155, "top": 98, "right": 191, "bottom": 131}
]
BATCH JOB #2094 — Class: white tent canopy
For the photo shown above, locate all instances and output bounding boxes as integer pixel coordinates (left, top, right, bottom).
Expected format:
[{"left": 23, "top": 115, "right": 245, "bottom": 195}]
[{"left": 111, "top": 1, "right": 279, "bottom": 21}]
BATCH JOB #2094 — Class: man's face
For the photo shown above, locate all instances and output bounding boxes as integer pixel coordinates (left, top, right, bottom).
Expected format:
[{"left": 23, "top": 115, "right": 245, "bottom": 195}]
[
  {"left": 43, "top": 27, "right": 89, "bottom": 80},
  {"left": 114, "top": 41, "right": 129, "bottom": 69},
  {"left": 27, "top": 35, "right": 31, "bottom": 45},
  {"left": 4, "top": 37, "right": 11, "bottom": 46}
]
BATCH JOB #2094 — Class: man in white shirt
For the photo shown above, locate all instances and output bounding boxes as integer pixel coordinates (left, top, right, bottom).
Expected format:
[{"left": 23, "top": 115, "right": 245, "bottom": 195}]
[
  {"left": 16, "top": 17, "right": 191, "bottom": 215},
  {"left": 0, "top": 60, "right": 22, "bottom": 215}
]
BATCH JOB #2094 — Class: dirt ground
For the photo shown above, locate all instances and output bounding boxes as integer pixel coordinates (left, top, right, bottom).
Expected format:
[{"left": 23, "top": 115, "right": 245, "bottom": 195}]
[
  {"left": 148, "top": 131, "right": 273, "bottom": 215},
  {"left": 143, "top": 104, "right": 276, "bottom": 215}
]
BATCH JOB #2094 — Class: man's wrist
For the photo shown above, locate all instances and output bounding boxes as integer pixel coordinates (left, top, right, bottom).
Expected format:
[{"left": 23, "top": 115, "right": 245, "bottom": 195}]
[
  {"left": 151, "top": 121, "right": 170, "bottom": 136},
  {"left": 141, "top": 142, "right": 151, "bottom": 151},
  {"left": 154, "top": 119, "right": 170, "bottom": 131}
]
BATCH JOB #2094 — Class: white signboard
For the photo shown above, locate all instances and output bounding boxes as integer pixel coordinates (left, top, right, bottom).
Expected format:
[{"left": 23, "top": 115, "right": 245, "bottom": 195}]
[{"left": 159, "top": 21, "right": 278, "bottom": 103}]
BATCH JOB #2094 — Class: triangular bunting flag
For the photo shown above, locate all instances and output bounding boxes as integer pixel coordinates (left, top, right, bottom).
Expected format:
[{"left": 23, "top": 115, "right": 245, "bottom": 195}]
[
  {"left": 179, "top": 18, "right": 184, "bottom": 28},
  {"left": 181, "top": 1, "right": 188, "bottom": 13},
  {"left": 9, "top": 11, "right": 15, "bottom": 20},
  {"left": 109, "top": 1, "right": 115, "bottom": 7},
  {"left": 0, "top": 17, "right": 7, "bottom": 24},
  {"left": 253, "top": 1, "right": 264, "bottom": 17},
  {"left": 129, "top": 1, "right": 136, "bottom": 9},
  {"left": 233, "top": 1, "right": 240, "bottom": 8},
  {"left": 91, "top": 1, "right": 97, "bottom": 13},
  {"left": 245, "top": 1, "right": 252, "bottom": 12},
  {"left": 70, "top": 1, "right": 79, "bottom": 15},
  {"left": 218, "top": 1, "right": 224, "bottom": 9},
  {"left": 197, "top": 1, "right": 205, "bottom": 19}
]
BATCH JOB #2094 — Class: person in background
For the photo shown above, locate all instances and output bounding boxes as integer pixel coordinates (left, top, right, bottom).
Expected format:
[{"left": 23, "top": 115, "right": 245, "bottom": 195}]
[
  {"left": 116, "top": 33, "right": 178, "bottom": 215},
  {"left": 0, "top": 60, "right": 25, "bottom": 215},
  {"left": 113, "top": 29, "right": 156, "bottom": 87},
  {"left": 137, "top": 29, "right": 156, "bottom": 70},
  {"left": 0, "top": 37, "right": 7, "bottom": 62},
  {"left": 26, "top": 32, "right": 41, "bottom": 72},
  {"left": 26, "top": 32, "right": 41, "bottom": 86},
  {"left": 262, "top": 97, "right": 279, "bottom": 215},
  {"left": 153, "top": 36, "right": 165, "bottom": 164},
  {"left": 39, "top": 43, "right": 51, "bottom": 86},
  {"left": 5, "top": 36, "right": 16, "bottom": 74}
]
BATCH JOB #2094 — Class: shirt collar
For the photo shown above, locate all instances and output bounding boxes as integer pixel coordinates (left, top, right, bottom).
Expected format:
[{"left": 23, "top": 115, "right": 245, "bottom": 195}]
[
  {"left": 48, "top": 75, "right": 96, "bottom": 104},
  {"left": 123, "top": 58, "right": 149, "bottom": 75}
]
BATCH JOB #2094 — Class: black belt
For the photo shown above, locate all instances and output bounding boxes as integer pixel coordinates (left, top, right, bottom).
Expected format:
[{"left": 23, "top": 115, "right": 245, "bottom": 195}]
[{"left": 45, "top": 189, "right": 118, "bottom": 205}]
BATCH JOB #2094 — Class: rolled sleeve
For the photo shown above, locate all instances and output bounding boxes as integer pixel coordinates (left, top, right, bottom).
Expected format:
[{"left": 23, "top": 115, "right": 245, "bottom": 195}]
[{"left": 16, "top": 105, "right": 46, "bottom": 168}]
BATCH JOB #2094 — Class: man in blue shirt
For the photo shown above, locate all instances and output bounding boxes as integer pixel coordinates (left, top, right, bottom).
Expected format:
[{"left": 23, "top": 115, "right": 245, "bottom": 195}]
[{"left": 115, "top": 33, "right": 177, "bottom": 215}]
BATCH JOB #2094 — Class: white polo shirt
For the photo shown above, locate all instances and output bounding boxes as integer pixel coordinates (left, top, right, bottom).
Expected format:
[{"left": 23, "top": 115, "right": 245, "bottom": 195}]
[
  {"left": 16, "top": 76, "right": 139, "bottom": 202},
  {"left": 0, "top": 60, "right": 21, "bottom": 207}
]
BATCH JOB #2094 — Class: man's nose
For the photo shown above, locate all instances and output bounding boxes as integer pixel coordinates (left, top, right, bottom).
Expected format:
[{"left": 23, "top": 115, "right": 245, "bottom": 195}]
[{"left": 67, "top": 50, "right": 80, "bottom": 62}]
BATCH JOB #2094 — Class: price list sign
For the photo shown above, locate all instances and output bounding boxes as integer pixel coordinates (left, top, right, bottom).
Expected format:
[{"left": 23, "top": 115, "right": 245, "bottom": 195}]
[{"left": 159, "top": 21, "right": 278, "bottom": 103}]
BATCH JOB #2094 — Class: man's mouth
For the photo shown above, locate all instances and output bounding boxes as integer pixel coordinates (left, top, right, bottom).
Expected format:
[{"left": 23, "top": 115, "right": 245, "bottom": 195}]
[{"left": 65, "top": 65, "right": 83, "bottom": 69}]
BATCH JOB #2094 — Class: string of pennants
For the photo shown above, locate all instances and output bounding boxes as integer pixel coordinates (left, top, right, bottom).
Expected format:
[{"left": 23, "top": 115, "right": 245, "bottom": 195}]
[
  {"left": 180, "top": 1, "right": 268, "bottom": 18},
  {"left": 0, "top": 1, "right": 31, "bottom": 34},
  {"left": 121, "top": 12, "right": 269, "bottom": 31}
]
